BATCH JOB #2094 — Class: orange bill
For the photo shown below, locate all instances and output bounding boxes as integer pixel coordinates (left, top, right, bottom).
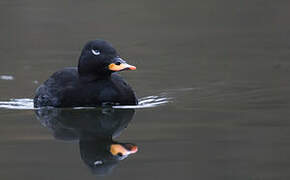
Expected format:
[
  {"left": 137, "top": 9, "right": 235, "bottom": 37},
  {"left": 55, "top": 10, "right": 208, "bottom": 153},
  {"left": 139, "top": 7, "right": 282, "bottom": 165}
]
[
  {"left": 108, "top": 63, "right": 136, "bottom": 71},
  {"left": 110, "top": 144, "right": 138, "bottom": 156}
]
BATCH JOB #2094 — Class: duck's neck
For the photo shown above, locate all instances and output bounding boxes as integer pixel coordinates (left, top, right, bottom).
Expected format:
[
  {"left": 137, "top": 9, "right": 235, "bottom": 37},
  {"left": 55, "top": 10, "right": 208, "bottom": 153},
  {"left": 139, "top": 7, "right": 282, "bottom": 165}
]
[
  {"left": 78, "top": 58, "right": 112, "bottom": 82},
  {"left": 79, "top": 72, "right": 112, "bottom": 82}
]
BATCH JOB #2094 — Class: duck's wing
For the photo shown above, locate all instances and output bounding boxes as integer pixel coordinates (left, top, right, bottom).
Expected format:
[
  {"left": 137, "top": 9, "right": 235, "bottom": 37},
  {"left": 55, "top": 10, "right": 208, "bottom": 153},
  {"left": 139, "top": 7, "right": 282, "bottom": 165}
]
[
  {"left": 111, "top": 73, "right": 138, "bottom": 105},
  {"left": 34, "top": 67, "right": 78, "bottom": 107}
]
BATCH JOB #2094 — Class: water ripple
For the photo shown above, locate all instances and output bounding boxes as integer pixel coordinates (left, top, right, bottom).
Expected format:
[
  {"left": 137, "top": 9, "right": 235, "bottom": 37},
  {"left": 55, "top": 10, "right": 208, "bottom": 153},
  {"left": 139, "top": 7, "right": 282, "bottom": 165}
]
[
  {"left": 0, "top": 95, "right": 171, "bottom": 110},
  {"left": 0, "top": 98, "right": 34, "bottom": 109}
]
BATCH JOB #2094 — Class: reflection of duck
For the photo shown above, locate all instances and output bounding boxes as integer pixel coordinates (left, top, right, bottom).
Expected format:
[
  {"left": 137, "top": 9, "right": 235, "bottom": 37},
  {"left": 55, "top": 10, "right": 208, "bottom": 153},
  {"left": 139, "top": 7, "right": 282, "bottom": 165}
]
[
  {"left": 34, "top": 39, "right": 137, "bottom": 108},
  {"left": 35, "top": 108, "right": 138, "bottom": 175}
]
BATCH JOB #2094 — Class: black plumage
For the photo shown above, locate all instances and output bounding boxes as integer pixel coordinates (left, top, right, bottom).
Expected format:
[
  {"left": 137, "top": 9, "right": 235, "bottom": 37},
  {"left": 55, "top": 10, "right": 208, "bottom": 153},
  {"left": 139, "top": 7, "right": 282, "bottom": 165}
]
[{"left": 34, "top": 40, "right": 137, "bottom": 107}]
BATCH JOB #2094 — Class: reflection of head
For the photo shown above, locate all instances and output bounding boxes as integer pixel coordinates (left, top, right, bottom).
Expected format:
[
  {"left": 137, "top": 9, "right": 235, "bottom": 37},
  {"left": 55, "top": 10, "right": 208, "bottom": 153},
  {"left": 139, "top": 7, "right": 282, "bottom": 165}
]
[
  {"left": 35, "top": 108, "right": 138, "bottom": 176},
  {"left": 80, "top": 138, "right": 137, "bottom": 176}
]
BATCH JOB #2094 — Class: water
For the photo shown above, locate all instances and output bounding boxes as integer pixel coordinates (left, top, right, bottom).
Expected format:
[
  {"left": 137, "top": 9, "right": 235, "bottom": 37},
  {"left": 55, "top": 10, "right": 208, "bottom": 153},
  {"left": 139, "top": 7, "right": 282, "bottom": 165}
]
[{"left": 1, "top": 0, "right": 290, "bottom": 179}]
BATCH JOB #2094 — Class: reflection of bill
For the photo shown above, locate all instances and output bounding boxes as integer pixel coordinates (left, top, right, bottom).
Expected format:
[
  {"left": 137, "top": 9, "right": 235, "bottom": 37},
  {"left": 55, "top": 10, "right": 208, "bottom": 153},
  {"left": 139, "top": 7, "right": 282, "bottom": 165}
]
[{"left": 35, "top": 108, "right": 138, "bottom": 176}]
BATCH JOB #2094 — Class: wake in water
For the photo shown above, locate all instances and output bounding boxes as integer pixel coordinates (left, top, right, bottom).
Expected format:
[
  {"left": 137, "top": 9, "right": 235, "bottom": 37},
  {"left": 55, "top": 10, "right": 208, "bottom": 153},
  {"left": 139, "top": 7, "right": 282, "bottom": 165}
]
[
  {"left": 0, "top": 95, "right": 171, "bottom": 110},
  {"left": 0, "top": 98, "right": 34, "bottom": 110},
  {"left": 113, "top": 96, "right": 170, "bottom": 109}
]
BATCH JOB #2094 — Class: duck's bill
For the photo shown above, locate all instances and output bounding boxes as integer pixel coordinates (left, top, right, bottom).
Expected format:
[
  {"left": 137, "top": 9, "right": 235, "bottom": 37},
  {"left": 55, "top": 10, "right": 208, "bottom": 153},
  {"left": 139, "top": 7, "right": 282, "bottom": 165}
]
[
  {"left": 108, "top": 63, "right": 136, "bottom": 72},
  {"left": 110, "top": 144, "right": 138, "bottom": 156}
]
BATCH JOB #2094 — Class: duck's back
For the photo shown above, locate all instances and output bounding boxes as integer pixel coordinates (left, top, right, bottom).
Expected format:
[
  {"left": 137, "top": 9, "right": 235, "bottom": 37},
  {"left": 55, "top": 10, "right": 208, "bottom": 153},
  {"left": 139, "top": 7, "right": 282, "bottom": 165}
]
[
  {"left": 34, "top": 68, "right": 137, "bottom": 107},
  {"left": 34, "top": 67, "right": 80, "bottom": 107}
]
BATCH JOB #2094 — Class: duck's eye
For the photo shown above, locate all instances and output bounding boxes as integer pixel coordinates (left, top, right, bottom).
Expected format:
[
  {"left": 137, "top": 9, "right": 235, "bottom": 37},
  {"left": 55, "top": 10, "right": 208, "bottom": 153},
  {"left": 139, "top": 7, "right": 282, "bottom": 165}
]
[
  {"left": 115, "top": 62, "right": 121, "bottom": 65},
  {"left": 91, "top": 49, "right": 100, "bottom": 55}
]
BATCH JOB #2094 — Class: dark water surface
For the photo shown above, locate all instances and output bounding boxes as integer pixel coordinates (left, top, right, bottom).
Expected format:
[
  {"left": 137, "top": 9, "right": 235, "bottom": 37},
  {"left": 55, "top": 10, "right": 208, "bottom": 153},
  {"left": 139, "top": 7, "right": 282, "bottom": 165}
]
[{"left": 1, "top": 0, "right": 290, "bottom": 179}]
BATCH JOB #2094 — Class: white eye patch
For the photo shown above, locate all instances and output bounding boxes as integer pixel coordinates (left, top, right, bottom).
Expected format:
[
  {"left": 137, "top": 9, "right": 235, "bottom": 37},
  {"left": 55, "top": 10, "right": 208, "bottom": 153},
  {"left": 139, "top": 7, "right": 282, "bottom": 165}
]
[{"left": 91, "top": 49, "right": 101, "bottom": 55}]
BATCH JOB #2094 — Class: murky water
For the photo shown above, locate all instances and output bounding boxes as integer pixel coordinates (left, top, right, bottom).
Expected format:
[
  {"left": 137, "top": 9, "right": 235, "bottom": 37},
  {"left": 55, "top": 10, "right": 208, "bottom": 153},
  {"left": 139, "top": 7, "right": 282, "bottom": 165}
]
[{"left": 1, "top": 0, "right": 290, "bottom": 179}]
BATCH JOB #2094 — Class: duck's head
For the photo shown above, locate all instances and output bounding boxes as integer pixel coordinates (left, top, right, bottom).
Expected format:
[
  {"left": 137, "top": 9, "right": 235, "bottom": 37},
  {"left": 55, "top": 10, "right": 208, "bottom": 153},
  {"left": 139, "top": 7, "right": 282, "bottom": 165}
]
[{"left": 78, "top": 39, "right": 136, "bottom": 79}]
